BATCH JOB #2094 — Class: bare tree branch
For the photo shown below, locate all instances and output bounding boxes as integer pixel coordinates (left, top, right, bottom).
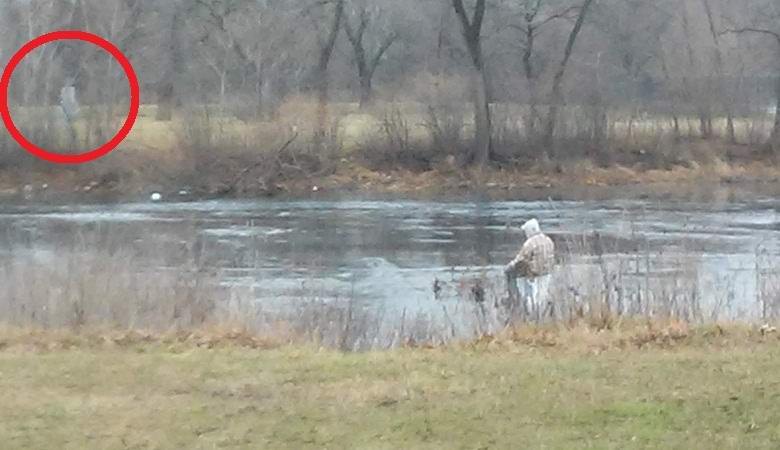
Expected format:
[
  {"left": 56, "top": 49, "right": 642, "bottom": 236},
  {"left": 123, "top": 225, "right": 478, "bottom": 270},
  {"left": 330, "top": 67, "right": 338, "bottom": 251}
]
[{"left": 720, "top": 27, "right": 780, "bottom": 44}]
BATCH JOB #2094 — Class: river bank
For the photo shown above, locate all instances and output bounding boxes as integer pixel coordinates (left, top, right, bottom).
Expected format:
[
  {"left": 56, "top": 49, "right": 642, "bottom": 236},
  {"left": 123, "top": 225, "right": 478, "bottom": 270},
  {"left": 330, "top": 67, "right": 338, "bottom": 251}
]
[{"left": 4, "top": 158, "right": 780, "bottom": 205}]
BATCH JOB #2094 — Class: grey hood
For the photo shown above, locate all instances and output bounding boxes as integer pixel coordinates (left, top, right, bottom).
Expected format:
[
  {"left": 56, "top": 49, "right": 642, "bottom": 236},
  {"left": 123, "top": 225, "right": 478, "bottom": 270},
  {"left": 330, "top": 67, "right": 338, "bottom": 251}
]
[{"left": 521, "top": 218, "right": 541, "bottom": 238}]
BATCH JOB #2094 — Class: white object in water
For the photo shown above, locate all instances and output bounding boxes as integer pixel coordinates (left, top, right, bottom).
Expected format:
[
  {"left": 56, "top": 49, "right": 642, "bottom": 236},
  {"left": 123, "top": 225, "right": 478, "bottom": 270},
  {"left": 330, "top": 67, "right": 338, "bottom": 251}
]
[
  {"left": 312, "top": 186, "right": 319, "bottom": 192},
  {"left": 150, "top": 192, "right": 162, "bottom": 202}
]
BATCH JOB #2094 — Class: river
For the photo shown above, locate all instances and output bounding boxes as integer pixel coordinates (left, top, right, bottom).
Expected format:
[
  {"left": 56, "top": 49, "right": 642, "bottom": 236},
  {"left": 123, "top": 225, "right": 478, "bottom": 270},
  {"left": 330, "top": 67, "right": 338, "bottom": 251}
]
[{"left": 0, "top": 196, "right": 779, "bottom": 342}]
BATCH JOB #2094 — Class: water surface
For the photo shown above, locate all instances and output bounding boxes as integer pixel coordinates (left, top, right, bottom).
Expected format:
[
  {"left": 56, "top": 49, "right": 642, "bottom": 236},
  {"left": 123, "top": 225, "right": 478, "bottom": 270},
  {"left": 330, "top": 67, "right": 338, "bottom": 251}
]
[{"left": 2, "top": 197, "right": 779, "bottom": 323}]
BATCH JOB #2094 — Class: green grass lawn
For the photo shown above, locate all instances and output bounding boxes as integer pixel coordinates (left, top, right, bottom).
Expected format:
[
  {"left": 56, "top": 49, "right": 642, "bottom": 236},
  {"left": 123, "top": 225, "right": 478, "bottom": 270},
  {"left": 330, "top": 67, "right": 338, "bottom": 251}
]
[{"left": 1, "top": 339, "right": 780, "bottom": 449}]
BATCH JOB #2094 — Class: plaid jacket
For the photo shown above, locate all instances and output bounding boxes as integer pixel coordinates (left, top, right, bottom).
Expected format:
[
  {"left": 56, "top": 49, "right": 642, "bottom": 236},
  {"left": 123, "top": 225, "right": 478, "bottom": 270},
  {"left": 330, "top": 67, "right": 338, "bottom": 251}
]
[{"left": 507, "top": 233, "right": 555, "bottom": 278}]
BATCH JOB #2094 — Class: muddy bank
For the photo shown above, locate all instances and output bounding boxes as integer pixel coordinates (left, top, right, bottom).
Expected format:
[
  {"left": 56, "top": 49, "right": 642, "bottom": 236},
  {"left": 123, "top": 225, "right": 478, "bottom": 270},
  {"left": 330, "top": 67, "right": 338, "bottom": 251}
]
[{"left": 2, "top": 160, "right": 780, "bottom": 205}]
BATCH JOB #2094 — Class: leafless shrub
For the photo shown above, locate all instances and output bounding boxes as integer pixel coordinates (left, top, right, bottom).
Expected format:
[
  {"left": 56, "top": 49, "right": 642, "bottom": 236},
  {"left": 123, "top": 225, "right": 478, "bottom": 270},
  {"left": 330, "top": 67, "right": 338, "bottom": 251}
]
[
  {"left": 175, "top": 106, "right": 340, "bottom": 195},
  {"left": 354, "top": 103, "right": 467, "bottom": 171},
  {"left": 0, "top": 108, "right": 69, "bottom": 170},
  {"left": 490, "top": 107, "right": 535, "bottom": 165},
  {"left": 357, "top": 107, "right": 437, "bottom": 171},
  {"left": 423, "top": 104, "right": 466, "bottom": 164}
]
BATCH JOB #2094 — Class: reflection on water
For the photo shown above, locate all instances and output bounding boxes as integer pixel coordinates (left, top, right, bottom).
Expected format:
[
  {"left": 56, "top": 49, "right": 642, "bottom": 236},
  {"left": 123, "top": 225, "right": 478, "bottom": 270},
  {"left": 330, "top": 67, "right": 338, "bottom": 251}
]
[{"left": 0, "top": 198, "right": 779, "bottom": 322}]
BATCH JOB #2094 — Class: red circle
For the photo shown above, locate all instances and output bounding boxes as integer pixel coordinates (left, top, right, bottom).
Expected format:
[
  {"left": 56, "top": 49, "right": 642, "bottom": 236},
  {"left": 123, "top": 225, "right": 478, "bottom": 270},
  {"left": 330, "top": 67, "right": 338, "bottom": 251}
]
[{"left": 0, "top": 30, "right": 139, "bottom": 165}]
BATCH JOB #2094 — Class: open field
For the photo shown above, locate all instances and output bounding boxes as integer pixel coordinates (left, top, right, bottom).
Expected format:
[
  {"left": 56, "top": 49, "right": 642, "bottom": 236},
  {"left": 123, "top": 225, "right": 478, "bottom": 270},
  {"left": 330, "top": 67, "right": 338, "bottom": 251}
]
[
  {"left": 1, "top": 324, "right": 779, "bottom": 449},
  {"left": 64, "top": 102, "right": 780, "bottom": 155}
]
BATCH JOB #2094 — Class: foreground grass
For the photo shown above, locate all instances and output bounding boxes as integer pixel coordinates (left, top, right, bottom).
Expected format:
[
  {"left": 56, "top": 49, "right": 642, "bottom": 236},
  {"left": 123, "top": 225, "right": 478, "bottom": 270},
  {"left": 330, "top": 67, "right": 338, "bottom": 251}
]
[{"left": 1, "top": 327, "right": 780, "bottom": 449}]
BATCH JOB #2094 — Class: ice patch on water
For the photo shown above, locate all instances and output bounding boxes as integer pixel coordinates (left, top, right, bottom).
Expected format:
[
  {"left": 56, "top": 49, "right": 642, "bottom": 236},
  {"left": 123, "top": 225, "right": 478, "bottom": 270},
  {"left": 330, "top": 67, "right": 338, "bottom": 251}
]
[
  {"left": 412, "top": 238, "right": 458, "bottom": 244},
  {"left": 202, "top": 227, "right": 291, "bottom": 238},
  {"left": 31, "top": 211, "right": 173, "bottom": 223}
]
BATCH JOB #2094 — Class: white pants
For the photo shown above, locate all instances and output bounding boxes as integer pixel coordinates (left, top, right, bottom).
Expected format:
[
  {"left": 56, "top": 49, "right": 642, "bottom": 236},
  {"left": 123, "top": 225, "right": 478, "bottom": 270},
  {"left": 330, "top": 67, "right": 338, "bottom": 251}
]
[
  {"left": 523, "top": 274, "right": 552, "bottom": 320},
  {"left": 508, "top": 272, "right": 552, "bottom": 320}
]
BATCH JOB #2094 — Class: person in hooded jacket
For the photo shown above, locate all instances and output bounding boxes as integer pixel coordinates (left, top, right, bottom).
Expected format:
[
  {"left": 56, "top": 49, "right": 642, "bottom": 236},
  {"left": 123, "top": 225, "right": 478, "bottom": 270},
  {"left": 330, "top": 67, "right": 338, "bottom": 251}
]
[{"left": 504, "top": 218, "right": 555, "bottom": 319}]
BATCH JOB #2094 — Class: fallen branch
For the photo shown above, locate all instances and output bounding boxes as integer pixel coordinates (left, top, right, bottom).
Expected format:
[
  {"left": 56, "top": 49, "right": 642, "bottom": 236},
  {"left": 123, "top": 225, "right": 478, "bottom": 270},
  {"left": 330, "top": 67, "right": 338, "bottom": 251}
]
[{"left": 224, "top": 133, "right": 299, "bottom": 194}]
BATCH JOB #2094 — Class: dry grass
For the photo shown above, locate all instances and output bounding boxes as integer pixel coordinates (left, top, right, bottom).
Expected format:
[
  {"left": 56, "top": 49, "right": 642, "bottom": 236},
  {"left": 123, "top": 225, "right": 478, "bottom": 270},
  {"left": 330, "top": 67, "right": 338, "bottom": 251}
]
[
  {"left": 0, "top": 320, "right": 774, "bottom": 355},
  {"left": 462, "top": 319, "right": 767, "bottom": 354},
  {"left": 0, "top": 326, "right": 289, "bottom": 353}
]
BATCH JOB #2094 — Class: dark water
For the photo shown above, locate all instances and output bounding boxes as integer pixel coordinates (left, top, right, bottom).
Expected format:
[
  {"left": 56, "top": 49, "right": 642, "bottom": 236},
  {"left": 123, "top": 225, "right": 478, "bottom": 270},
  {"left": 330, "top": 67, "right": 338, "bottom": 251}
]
[{"left": 1, "top": 197, "right": 779, "bottom": 322}]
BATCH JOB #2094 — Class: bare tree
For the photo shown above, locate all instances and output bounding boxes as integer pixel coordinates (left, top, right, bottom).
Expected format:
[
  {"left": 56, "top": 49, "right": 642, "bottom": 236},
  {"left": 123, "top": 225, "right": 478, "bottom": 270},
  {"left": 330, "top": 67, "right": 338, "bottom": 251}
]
[
  {"left": 304, "top": 0, "right": 345, "bottom": 141},
  {"left": 656, "top": 32, "right": 681, "bottom": 138},
  {"left": 451, "top": 0, "right": 491, "bottom": 166},
  {"left": 680, "top": 2, "right": 714, "bottom": 139},
  {"left": 230, "top": 3, "right": 301, "bottom": 118},
  {"left": 721, "top": 0, "right": 780, "bottom": 147},
  {"left": 10, "top": 0, "right": 82, "bottom": 106},
  {"left": 542, "top": 0, "right": 595, "bottom": 158},
  {"left": 509, "top": 0, "right": 576, "bottom": 136},
  {"left": 343, "top": 2, "right": 397, "bottom": 108},
  {"left": 506, "top": 0, "right": 576, "bottom": 138},
  {"left": 701, "top": 0, "right": 736, "bottom": 143},
  {"left": 83, "top": 0, "right": 143, "bottom": 119},
  {"left": 156, "top": 1, "right": 185, "bottom": 121},
  {"left": 191, "top": 0, "right": 257, "bottom": 106}
]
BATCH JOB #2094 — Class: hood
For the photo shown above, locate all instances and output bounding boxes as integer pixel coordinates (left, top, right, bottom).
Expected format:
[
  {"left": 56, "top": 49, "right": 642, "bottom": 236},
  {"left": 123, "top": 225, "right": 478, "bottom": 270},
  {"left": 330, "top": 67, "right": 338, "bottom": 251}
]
[{"left": 521, "top": 219, "right": 541, "bottom": 238}]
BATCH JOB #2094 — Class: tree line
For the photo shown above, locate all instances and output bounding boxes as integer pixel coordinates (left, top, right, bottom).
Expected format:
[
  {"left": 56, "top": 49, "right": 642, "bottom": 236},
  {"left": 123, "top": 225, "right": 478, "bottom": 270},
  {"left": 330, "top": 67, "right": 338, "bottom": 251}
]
[{"left": 2, "top": 0, "right": 780, "bottom": 166}]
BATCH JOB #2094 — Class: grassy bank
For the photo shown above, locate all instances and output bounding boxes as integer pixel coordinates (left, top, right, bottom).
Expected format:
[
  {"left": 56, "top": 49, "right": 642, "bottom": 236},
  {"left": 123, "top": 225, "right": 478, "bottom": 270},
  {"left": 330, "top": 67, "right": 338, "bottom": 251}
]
[
  {"left": 2, "top": 324, "right": 780, "bottom": 449},
  {"left": 4, "top": 102, "right": 780, "bottom": 203}
]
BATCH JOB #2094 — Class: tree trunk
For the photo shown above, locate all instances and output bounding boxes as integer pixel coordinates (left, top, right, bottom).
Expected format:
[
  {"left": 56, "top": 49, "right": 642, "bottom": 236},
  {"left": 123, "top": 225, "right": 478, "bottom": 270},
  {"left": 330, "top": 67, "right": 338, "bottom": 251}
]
[
  {"left": 313, "top": 0, "right": 344, "bottom": 142},
  {"left": 726, "top": 111, "right": 736, "bottom": 143},
  {"left": 680, "top": 5, "right": 712, "bottom": 140},
  {"left": 472, "top": 67, "right": 491, "bottom": 167},
  {"left": 701, "top": 0, "right": 736, "bottom": 143},
  {"left": 699, "top": 110, "right": 712, "bottom": 139},
  {"left": 352, "top": 42, "right": 371, "bottom": 109},
  {"left": 255, "top": 61, "right": 265, "bottom": 119},
  {"left": 156, "top": 3, "right": 183, "bottom": 121},
  {"left": 543, "top": 0, "right": 594, "bottom": 159},
  {"left": 771, "top": 75, "right": 780, "bottom": 146},
  {"left": 344, "top": 10, "right": 396, "bottom": 110},
  {"left": 591, "top": 52, "right": 608, "bottom": 162},
  {"left": 156, "top": 84, "right": 175, "bottom": 121},
  {"left": 451, "top": 0, "right": 491, "bottom": 166},
  {"left": 522, "top": 20, "right": 541, "bottom": 140},
  {"left": 657, "top": 38, "right": 680, "bottom": 140},
  {"left": 316, "top": 75, "right": 330, "bottom": 142},
  {"left": 526, "top": 81, "right": 540, "bottom": 141},
  {"left": 359, "top": 75, "right": 373, "bottom": 108}
]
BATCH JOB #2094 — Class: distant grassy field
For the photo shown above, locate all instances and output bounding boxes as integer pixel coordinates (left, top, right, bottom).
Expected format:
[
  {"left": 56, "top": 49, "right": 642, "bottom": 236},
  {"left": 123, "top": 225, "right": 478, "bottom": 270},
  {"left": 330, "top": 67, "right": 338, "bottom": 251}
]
[
  {"left": 2, "top": 327, "right": 780, "bottom": 449},
  {"left": 13, "top": 101, "right": 776, "bottom": 156}
]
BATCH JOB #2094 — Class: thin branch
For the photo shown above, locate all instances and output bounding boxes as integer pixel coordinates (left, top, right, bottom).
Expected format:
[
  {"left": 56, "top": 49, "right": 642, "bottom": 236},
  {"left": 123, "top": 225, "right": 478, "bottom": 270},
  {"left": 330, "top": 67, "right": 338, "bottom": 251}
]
[
  {"left": 720, "top": 27, "right": 780, "bottom": 45},
  {"left": 369, "top": 32, "right": 398, "bottom": 74},
  {"left": 536, "top": 6, "right": 579, "bottom": 27}
]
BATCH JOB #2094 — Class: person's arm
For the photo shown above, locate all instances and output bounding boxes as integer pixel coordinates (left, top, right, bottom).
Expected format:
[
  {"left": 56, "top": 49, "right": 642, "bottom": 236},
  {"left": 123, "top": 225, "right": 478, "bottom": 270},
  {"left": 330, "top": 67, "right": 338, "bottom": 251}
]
[
  {"left": 505, "top": 254, "right": 521, "bottom": 273},
  {"left": 505, "top": 243, "right": 532, "bottom": 273}
]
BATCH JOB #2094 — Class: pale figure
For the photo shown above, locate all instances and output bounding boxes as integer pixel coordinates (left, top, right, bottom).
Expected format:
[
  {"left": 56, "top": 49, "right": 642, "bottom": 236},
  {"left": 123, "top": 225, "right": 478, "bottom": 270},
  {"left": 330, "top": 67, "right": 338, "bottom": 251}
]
[
  {"left": 504, "top": 218, "right": 555, "bottom": 320},
  {"left": 59, "top": 83, "right": 80, "bottom": 148},
  {"left": 60, "top": 85, "right": 80, "bottom": 122}
]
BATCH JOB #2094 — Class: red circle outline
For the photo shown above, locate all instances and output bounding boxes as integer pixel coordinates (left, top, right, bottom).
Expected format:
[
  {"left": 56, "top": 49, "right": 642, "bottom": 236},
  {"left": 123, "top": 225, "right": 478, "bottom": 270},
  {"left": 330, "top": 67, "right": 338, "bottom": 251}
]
[{"left": 0, "top": 30, "right": 139, "bottom": 165}]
